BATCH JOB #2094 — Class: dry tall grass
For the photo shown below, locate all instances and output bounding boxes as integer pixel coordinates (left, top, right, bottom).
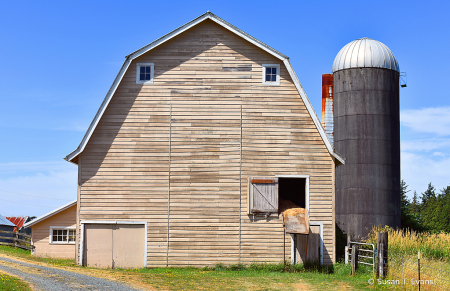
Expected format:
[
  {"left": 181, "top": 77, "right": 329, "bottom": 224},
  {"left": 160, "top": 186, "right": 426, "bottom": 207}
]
[{"left": 364, "top": 227, "right": 450, "bottom": 290}]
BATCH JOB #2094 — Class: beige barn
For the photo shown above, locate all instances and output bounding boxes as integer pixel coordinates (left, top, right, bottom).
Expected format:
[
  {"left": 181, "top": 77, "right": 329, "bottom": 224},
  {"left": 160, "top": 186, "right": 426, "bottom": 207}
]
[
  {"left": 65, "top": 12, "right": 344, "bottom": 269},
  {"left": 23, "top": 201, "right": 77, "bottom": 259}
]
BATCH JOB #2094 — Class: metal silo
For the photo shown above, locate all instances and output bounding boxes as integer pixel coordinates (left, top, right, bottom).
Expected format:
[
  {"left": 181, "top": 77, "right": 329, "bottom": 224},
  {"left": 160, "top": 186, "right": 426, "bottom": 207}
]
[{"left": 333, "top": 37, "right": 401, "bottom": 238}]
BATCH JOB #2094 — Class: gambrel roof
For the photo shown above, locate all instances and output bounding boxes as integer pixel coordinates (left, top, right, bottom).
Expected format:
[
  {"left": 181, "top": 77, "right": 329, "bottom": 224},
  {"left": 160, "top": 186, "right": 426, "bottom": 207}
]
[{"left": 65, "top": 12, "right": 345, "bottom": 165}]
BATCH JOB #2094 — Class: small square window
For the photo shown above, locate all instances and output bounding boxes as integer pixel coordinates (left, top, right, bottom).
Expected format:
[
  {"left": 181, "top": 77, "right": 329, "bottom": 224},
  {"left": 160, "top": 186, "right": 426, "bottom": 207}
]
[
  {"left": 50, "top": 227, "right": 75, "bottom": 244},
  {"left": 136, "top": 63, "right": 154, "bottom": 84},
  {"left": 262, "top": 64, "right": 280, "bottom": 85}
]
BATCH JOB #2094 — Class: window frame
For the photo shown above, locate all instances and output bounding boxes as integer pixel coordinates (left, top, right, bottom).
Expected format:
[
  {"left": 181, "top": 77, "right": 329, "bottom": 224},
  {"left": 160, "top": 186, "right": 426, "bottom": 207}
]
[
  {"left": 49, "top": 226, "right": 76, "bottom": 244},
  {"left": 136, "top": 63, "right": 155, "bottom": 84},
  {"left": 262, "top": 64, "right": 281, "bottom": 86},
  {"left": 248, "top": 175, "right": 310, "bottom": 215}
]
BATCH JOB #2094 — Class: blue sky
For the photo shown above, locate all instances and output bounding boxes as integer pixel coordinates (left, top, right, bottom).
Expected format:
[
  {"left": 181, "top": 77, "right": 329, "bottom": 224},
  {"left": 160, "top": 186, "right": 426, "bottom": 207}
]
[{"left": 1, "top": 0, "right": 449, "bottom": 217}]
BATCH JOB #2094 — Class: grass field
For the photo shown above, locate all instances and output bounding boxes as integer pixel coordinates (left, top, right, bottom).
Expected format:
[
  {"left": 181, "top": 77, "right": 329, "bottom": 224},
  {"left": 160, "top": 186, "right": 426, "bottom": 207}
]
[
  {"left": 0, "top": 245, "right": 384, "bottom": 290},
  {"left": 364, "top": 227, "right": 450, "bottom": 290},
  {"left": 0, "top": 270, "right": 32, "bottom": 291},
  {"left": 2, "top": 231, "right": 448, "bottom": 290}
]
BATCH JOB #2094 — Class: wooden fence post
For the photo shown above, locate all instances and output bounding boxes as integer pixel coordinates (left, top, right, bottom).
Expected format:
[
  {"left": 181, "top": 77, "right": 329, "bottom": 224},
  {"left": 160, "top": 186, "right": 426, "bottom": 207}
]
[
  {"left": 345, "top": 246, "right": 349, "bottom": 264},
  {"left": 378, "top": 242, "right": 384, "bottom": 278},
  {"left": 376, "top": 232, "right": 388, "bottom": 278},
  {"left": 384, "top": 232, "right": 388, "bottom": 276},
  {"left": 351, "top": 244, "right": 358, "bottom": 275},
  {"left": 418, "top": 251, "right": 421, "bottom": 291}
]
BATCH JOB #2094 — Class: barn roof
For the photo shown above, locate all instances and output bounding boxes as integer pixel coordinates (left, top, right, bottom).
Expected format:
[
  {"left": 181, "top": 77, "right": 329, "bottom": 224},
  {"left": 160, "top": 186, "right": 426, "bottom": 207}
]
[
  {"left": 0, "top": 214, "right": 15, "bottom": 227},
  {"left": 5, "top": 216, "right": 30, "bottom": 231},
  {"left": 23, "top": 200, "right": 76, "bottom": 228},
  {"left": 64, "top": 12, "right": 345, "bottom": 165}
]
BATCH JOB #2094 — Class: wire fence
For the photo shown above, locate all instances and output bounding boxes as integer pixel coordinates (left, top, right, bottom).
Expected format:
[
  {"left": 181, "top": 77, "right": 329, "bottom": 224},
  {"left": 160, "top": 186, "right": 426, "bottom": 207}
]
[{"left": 386, "top": 249, "right": 450, "bottom": 290}]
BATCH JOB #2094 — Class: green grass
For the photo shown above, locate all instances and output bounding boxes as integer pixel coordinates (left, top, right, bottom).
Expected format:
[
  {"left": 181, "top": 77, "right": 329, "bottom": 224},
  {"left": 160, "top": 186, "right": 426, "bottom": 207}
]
[
  {"left": 0, "top": 245, "right": 76, "bottom": 267},
  {"left": 116, "top": 262, "right": 384, "bottom": 291},
  {"left": 0, "top": 271, "right": 32, "bottom": 291},
  {"left": 0, "top": 245, "right": 384, "bottom": 290}
]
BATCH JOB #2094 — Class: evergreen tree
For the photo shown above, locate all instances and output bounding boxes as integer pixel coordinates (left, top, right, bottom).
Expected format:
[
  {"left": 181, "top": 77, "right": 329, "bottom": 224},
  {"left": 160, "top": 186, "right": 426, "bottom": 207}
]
[
  {"left": 401, "top": 182, "right": 450, "bottom": 233},
  {"left": 421, "top": 183, "right": 436, "bottom": 207},
  {"left": 409, "top": 191, "right": 420, "bottom": 217},
  {"left": 400, "top": 180, "right": 422, "bottom": 230}
]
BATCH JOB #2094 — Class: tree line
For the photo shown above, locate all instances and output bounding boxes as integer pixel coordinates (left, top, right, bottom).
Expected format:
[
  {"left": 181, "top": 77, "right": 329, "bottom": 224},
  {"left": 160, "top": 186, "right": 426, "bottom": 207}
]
[{"left": 401, "top": 180, "right": 450, "bottom": 232}]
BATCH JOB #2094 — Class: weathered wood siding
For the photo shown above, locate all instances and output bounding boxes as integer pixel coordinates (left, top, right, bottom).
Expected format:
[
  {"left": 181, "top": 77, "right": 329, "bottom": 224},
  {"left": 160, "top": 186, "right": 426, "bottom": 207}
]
[
  {"left": 31, "top": 205, "right": 76, "bottom": 259},
  {"left": 78, "top": 19, "right": 335, "bottom": 266}
]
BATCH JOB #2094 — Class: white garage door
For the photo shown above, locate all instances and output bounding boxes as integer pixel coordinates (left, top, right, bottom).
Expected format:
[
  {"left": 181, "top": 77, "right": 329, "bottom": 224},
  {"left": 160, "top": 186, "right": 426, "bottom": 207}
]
[{"left": 83, "top": 224, "right": 145, "bottom": 269}]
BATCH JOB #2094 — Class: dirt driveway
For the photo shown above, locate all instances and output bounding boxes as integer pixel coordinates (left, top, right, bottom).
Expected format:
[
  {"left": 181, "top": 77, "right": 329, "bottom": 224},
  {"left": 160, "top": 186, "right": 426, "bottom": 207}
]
[{"left": 0, "top": 255, "right": 144, "bottom": 291}]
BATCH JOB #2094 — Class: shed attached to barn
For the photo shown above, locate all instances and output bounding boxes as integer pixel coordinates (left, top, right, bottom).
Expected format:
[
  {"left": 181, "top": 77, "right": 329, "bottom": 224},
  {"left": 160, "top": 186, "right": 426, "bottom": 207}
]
[
  {"left": 23, "top": 200, "right": 77, "bottom": 259},
  {"left": 65, "top": 12, "right": 344, "bottom": 268}
]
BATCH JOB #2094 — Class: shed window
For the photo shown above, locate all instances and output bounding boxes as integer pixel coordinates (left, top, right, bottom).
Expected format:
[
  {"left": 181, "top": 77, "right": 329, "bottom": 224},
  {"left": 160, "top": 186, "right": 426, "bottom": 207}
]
[
  {"left": 262, "top": 64, "right": 280, "bottom": 85},
  {"left": 50, "top": 227, "right": 75, "bottom": 244},
  {"left": 136, "top": 63, "right": 154, "bottom": 84}
]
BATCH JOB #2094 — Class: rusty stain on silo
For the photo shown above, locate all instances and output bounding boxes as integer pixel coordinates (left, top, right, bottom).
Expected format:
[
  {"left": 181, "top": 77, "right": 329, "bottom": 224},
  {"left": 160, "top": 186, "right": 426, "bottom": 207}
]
[{"left": 322, "top": 74, "right": 334, "bottom": 144}]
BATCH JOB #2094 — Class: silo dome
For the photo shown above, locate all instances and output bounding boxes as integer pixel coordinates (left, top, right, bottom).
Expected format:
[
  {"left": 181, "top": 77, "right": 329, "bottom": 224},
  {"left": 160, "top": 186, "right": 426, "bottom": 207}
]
[{"left": 332, "top": 37, "right": 399, "bottom": 73}]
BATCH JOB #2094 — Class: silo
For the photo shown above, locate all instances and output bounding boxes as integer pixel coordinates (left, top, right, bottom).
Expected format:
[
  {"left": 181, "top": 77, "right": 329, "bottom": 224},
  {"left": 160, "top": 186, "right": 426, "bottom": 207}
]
[{"left": 333, "top": 37, "right": 401, "bottom": 238}]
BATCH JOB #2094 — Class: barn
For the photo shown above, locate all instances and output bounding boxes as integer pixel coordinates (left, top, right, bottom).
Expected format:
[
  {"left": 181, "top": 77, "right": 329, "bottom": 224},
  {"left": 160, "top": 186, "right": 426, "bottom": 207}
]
[{"left": 65, "top": 12, "right": 344, "bottom": 268}]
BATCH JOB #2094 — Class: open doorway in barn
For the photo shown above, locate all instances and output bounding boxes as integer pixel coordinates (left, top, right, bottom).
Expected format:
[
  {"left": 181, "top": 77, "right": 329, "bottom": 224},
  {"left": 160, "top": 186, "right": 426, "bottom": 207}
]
[
  {"left": 278, "top": 177, "right": 306, "bottom": 211},
  {"left": 278, "top": 177, "right": 321, "bottom": 264}
]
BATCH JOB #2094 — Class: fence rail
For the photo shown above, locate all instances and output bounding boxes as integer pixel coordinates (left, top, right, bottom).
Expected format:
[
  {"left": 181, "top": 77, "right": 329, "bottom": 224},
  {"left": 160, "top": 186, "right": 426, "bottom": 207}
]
[
  {"left": 345, "top": 241, "right": 376, "bottom": 273},
  {"left": 0, "top": 230, "right": 33, "bottom": 251}
]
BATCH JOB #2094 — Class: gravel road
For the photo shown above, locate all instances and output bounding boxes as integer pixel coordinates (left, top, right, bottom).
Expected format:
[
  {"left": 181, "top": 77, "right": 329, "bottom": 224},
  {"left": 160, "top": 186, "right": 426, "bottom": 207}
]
[{"left": 0, "top": 256, "right": 142, "bottom": 291}]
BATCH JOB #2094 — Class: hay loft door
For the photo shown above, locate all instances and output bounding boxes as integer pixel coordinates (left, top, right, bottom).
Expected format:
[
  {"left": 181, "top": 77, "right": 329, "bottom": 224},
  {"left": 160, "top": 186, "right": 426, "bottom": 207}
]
[{"left": 248, "top": 178, "right": 278, "bottom": 214}]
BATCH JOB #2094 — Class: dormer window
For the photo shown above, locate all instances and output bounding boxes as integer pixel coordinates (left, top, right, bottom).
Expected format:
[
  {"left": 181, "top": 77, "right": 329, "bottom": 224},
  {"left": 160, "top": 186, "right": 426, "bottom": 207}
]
[
  {"left": 136, "top": 63, "right": 154, "bottom": 84},
  {"left": 262, "top": 64, "right": 280, "bottom": 85}
]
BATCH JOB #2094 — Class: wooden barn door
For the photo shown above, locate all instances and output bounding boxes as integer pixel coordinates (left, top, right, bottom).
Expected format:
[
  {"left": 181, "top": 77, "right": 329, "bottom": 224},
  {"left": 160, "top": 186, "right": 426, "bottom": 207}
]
[
  {"left": 112, "top": 224, "right": 145, "bottom": 269},
  {"left": 295, "top": 225, "right": 320, "bottom": 264},
  {"left": 84, "top": 224, "right": 145, "bottom": 269},
  {"left": 84, "top": 224, "right": 113, "bottom": 268}
]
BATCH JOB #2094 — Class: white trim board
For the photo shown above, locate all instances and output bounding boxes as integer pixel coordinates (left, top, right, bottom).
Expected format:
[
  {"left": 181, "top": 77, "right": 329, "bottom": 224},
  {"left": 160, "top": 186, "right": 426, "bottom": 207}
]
[
  {"left": 64, "top": 11, "right": 344, "bottom": 165},
  {"left": 79, "top": 220, "right": 148, "bottom": 268},
  {"left": 24, "top": 200, "right": 77, "bottom": 228}
]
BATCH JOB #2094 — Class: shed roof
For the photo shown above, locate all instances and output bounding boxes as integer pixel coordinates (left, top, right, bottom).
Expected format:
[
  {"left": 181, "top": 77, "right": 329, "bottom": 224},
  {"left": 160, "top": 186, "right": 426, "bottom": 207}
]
[
  {"left": 23, "top": 200, "right": 77, "bottom": 228},
  {"left": 0, "top": 214, "right": 16, "bottom": 227},
  {"left": 5, "top": 216, "right": 30, "bottom": 231},
  {"left": 64, "top": 12, "right": 345, "bottom": 165}
]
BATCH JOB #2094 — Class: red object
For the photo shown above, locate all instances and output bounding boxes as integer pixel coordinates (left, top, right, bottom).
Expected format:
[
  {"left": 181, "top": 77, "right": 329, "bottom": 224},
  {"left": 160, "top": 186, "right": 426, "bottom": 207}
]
[
  {"left": 322, "top": 74, "right": 334, "bottom": 143},
  {"left": 251, "top": 179, "right": 275, "bottom": 184},
  {"left": 5, "top": 216, "right": 29, "bottom": 232}
]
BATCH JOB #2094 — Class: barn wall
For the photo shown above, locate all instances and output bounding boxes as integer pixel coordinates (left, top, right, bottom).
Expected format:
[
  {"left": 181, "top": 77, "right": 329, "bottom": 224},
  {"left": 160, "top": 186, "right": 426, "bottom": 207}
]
[
  {"left": 31, "top": 205, "right": 77, "bottom": 259},
  {"left": 78, "top": 19, "right": 335, "bottom": 266}
]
